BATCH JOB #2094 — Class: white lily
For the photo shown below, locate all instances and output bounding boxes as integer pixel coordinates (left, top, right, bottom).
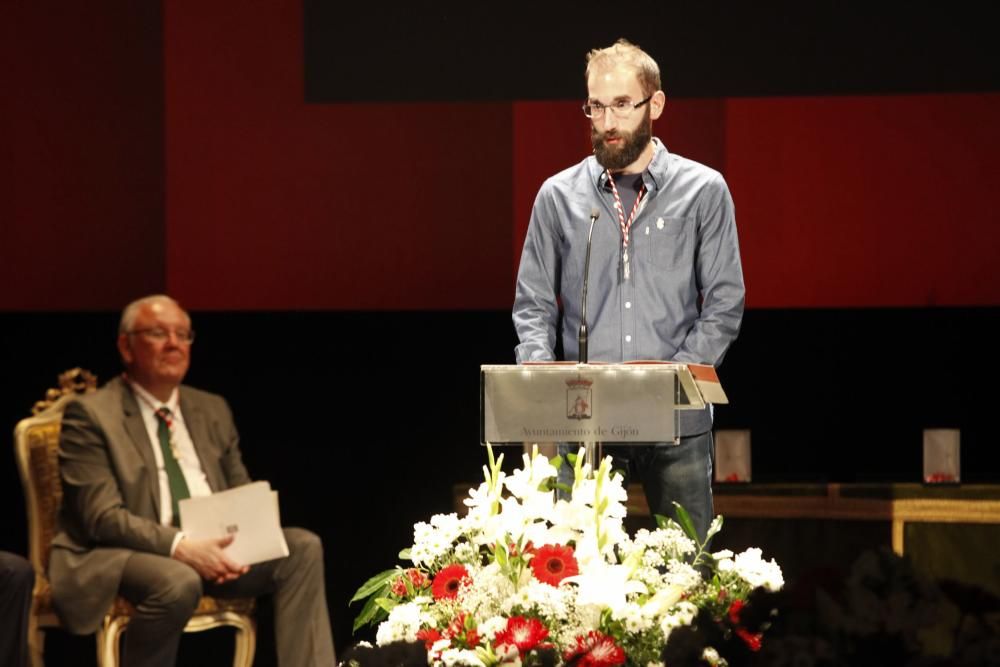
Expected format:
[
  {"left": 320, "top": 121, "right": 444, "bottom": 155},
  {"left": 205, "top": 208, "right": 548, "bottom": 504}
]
[{"left": 504, "top": 446, "right": 559, "bottom": 499}]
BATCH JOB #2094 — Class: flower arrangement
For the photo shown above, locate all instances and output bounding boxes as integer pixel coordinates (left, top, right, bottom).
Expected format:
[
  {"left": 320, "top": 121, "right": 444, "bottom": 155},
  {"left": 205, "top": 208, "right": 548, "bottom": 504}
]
[{"left": 351, "top": 446, "right": 784, "bottom": 666}]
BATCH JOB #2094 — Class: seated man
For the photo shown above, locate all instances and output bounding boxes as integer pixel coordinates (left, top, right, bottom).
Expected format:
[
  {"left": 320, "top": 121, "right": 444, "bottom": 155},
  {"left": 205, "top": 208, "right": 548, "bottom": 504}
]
[{"left": 49, "top": 294, "right": 336, "bottom": 667}]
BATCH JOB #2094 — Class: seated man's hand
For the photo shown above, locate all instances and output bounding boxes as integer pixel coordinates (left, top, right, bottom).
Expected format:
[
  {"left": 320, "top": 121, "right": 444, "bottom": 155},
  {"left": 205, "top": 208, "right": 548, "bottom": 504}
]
[{"left": 172, "top": 534, "right": 249, "bottom": 584}]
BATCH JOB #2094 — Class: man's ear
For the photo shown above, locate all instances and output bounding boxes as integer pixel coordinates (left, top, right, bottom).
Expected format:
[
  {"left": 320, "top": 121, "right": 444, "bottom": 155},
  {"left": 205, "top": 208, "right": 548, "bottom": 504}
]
[
  {"left": 649, "top": 90, "right": 666, "bottom": 121},
  {"left": 117, "top": 333, "right": 134, "bottom": 365}
]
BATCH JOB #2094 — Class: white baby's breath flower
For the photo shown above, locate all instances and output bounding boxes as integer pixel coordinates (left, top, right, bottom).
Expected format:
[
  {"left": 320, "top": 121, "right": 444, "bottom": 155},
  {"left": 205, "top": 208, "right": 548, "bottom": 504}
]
[
  {"left": 439, "top": 648, "right": 485, "bottom": 667},
  {"left": 410, "top": 514, "right": 468, "bottom": 567},
  {"left": 453, "top": 541, "right": 477, "bottom": 564},
  {"left": 477, "top": 615, "right": 509, "bottom": 640},
  {"left": 701, "top": 646, "right": 727, "bottom": 666},
  {"left": 503, "top": 578, "right": 573, "bottom": 622},
  {"left": 459, "top": 562, "right": 513, "bottom": 619},
  {"left": 615, "top": 601, "right": 656, "bottom": 633},
  {"left": 376, "top": 601, "right": 433, "bottom": 645},
  {"left": 641, "top": 550, "right": 666, "bottom": 569},
  {"left": 632, "top": 526, "right": 696, "bottom": 562},
  {"left": 663, "top": 560, "right": 703, "bottom": 591},
  {"left": 659, "top": 600, "right": 698, "bottom": 642}
]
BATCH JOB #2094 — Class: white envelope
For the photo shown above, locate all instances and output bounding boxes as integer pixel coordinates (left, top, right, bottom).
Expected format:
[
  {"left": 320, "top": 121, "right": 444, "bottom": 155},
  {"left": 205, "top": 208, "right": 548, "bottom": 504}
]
[{"left": 178, "top": 480, "right": 289, "bottom": 566}]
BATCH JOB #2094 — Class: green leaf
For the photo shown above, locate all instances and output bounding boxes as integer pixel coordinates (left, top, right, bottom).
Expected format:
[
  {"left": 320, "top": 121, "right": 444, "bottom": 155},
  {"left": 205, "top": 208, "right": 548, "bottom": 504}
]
[
  {"left": 350, "top": 569, "right": 399, "bottom": 603},
  {"left": 653, "top": 513, "right": 671, "bottom": 530},
  {"left": 495, "top": 540, "right": 508, "bottom": 567},
  {"left": 552, "top": 482, "right": 572, "bottom": 494},
  {"left": 672, "top": 502, "right": 699, "bottom": 543},
  {"left": 550, "top": 454, "right": 564, "bottom": 470},
  {"left": 374, "top": 597, "right": 397, "bottom": 613},
  {"left": 566, "top": 452, "right": 578, "bottom": 465},
  {"left": 352, "top": 588, "right": 389, "bottom": 632},
  {"left": 398, "top": 548, "right": 412, "bottom": 560}
]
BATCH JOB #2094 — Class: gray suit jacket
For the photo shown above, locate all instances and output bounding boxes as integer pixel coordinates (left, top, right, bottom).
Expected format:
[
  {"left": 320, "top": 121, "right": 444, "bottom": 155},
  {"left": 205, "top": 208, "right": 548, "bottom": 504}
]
[{"left": 49, "top": 377, "right": 251, "bottom": 634}]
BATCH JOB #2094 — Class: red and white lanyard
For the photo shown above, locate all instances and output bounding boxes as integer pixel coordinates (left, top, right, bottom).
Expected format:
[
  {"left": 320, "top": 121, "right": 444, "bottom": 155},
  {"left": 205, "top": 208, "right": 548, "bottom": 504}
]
[{"left": 607, "top": 170, "right": 646, "bottom": 280}]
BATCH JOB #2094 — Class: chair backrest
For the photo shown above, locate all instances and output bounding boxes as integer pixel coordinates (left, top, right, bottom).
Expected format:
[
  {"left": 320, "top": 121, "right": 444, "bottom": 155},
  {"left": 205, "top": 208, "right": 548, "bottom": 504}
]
[{"left": 13, "top": 368, "right": 97, "bottom": 578}]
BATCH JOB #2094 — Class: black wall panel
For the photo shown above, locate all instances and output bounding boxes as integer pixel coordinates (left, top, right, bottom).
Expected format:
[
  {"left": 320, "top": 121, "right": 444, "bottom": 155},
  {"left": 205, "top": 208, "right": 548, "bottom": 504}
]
[{"left": 305, "top": 4, "right": 1000, "bottom": 102}]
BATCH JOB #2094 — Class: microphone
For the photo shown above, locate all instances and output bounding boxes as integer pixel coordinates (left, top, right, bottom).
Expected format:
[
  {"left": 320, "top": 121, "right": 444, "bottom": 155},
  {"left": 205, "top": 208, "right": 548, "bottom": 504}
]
[{"left": 579, "top": 207, "right": 600, "bottom": 364}]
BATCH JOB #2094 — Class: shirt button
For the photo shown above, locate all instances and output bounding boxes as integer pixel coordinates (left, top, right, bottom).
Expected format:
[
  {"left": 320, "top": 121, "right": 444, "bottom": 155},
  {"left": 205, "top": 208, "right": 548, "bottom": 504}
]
[
  {"left": 625, "top": 301, "right": 631, "bottom": 309},
  {"left": 625, "top": 335, "right": 632, "bottom": 342}
]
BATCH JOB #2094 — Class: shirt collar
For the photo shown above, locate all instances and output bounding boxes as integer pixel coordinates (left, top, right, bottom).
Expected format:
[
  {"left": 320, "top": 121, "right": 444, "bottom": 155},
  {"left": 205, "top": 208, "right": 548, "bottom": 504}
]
[
  {"left": 593, "top": 137, "right": 670, "bottom": 193},
  {"left": 127, "top": 377, "right": 180, "bottom": 416}
]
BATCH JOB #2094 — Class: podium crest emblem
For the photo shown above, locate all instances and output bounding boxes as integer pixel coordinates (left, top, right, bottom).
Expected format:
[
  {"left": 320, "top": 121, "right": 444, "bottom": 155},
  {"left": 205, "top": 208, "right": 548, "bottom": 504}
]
[{"left": 566, "top": 377, "right": 593, "bottom": 420}]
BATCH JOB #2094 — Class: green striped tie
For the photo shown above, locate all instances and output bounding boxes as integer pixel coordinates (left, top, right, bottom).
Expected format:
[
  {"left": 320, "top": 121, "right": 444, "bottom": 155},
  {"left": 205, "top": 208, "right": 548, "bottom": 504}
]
[{"left": 155, "top": 407, "right": 191, "bottom": 526}]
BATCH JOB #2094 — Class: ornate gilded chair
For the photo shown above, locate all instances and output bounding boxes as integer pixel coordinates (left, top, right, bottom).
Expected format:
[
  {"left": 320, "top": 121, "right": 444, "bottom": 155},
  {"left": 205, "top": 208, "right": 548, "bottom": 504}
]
[{"left": 14, "top": 369, "right": 256, "bottom": 667}]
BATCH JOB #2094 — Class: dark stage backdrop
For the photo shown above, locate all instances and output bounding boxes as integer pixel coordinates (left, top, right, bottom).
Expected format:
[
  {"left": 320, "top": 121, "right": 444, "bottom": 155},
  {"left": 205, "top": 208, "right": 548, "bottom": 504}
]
[{"left": 2, "top": 2, "right": 999, "bottom": 663}]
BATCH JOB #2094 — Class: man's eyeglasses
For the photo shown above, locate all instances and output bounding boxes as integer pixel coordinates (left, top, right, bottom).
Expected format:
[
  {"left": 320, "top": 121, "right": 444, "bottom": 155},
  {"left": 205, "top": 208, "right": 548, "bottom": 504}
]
[
  {"left": 128, "top": 328, "right": 196, "bottom": 344},
  {"left": 582, "top": 95, "right": 653, "bottom": 119}
]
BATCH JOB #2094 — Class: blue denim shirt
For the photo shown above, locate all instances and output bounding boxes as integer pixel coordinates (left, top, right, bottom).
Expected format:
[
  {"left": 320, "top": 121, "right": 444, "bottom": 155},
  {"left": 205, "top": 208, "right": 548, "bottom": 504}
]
[{"left": 512, "top": 139, "right": 745, "bottom": 435}]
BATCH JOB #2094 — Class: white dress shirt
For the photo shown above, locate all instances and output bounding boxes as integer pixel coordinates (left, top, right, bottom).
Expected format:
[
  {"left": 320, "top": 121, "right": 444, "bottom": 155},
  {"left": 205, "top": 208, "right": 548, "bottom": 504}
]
[{"left": 129, "top": 381, "right": 213, "bottom": 550}]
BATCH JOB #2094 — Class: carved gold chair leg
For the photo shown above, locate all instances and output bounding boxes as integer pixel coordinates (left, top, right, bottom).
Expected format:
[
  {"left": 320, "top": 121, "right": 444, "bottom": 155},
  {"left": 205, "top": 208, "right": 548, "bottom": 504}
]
[
  {"left": 96, "top": 615, "right": 125, "bottom": 667},
  {"left": 185, "top": 612, "right": 257, "bottom": 667},
  {"left": 96, "top": 610, "right": 257, "bottom": 667},
  {"left": 27, "top": 615, "right": 44, "bottom": 667}
]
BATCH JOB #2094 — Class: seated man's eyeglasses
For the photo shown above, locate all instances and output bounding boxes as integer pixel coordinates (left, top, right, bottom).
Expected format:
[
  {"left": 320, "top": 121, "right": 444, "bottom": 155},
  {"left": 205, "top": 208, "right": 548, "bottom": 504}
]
[
  {"left": 128, "top": 328, "right": 196, "bottom": 344},
  {"left": 582, "top": 95, "right": 653, "bottom": 119}
]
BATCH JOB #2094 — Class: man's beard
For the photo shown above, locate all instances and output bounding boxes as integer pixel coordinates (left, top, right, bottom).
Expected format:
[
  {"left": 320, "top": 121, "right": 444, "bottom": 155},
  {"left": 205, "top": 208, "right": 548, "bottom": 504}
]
[{"left": 591, "top": 107, "right": 652, "bottom": 171}]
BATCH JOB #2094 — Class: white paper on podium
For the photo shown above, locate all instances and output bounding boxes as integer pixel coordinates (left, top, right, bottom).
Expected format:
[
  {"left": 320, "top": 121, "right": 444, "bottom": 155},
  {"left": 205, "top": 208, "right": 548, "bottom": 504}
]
[{"left": 178, "top": 480, "right": 289, "bottom": 566}]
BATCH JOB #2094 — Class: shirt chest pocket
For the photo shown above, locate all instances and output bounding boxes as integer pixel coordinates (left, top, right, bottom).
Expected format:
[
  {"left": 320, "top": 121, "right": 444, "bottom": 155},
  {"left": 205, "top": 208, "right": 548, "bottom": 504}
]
[{"left": 640, "top": 216, "right": 691, "bottom": 269}]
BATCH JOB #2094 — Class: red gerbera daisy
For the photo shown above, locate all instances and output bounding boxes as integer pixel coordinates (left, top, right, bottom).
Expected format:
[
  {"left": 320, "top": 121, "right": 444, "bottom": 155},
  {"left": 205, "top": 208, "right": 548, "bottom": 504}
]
[
  {"left": 416, "top": 627, "right": 442, "bottom": 650},
  {"left": 494, "top": 616, "right": 550, "bottom": 653},
  {"left": 431, "top": 564, "right": 470, "bottom": 600},
  {"left": 563, "top": 630, "right": 625, "bottom": 667},
  {"left": 530, "top": 544, "right": 579, "bottom": 586}
]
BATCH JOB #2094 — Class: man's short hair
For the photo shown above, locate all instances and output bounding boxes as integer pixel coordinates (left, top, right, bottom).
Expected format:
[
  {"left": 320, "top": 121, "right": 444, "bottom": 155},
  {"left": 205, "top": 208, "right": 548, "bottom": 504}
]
[
  {"left": 118, "top": 295, "right": 186, "bottom": 334},
  {"left": 586, "top": 38, "right": 661, "bottom": 98}
]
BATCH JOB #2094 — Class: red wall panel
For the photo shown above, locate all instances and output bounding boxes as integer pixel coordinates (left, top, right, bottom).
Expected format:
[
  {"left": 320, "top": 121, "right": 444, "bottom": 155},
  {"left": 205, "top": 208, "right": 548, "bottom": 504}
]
[
  {"left": 727, "top": 94, "right": 1000, "bottom": 308},
  {"left": 512, "top": 94, "right": 1000, "bottom": 309},
  {"left": 164, "top": 3, "right": 513, "bottom": 310},
  {"left": 5, "top": 2, "right": 998, "bottom": 312},
  {"left": 0, "top": 4, "right": 164, "bottom": 310}
]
